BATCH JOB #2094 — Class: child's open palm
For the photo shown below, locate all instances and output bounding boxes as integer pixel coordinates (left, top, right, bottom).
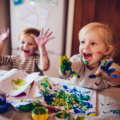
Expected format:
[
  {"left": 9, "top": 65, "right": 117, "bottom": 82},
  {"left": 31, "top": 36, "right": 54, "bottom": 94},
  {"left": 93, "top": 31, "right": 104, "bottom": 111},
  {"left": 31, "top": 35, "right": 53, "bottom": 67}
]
[
  {"left": 89, "top": 60, "right": 118, "bottom": 82},
  {"left": 0, "top": 28, "right": 9, "bottom": 43},
  {"left": 31, "top": 29, "right": 55, "bottom": 47}
]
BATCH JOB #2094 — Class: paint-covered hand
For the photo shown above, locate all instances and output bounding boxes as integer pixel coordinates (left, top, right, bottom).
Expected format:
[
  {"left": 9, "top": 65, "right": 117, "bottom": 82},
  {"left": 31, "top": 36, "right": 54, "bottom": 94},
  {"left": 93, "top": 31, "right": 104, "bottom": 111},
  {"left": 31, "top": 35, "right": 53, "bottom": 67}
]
[
  {"left": 59, "top": 56, "right": 80, "bottom": 78},
  {"left": 0, "top": 28, "right": 9, "bottom": 43},
  {"left": 31, "top": 29, "right": 55, "bottom": 48},
  {"left": 89, "top": 60, "right": 118, "bottom": 81}
]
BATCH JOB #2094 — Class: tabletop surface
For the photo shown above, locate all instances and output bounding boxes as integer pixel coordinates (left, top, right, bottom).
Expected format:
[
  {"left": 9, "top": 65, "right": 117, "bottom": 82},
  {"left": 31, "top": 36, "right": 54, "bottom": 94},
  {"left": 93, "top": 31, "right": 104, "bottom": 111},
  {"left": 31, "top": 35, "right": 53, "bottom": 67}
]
[{"left": 0, "top": 70, "right": 120, "bottom": 120}]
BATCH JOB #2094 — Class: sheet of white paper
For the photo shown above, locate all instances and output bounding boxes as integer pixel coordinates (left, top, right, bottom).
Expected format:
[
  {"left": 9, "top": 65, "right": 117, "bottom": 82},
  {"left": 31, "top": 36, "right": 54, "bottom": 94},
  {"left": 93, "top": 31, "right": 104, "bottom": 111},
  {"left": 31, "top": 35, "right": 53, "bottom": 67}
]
[
  {"left": 28, "top": 82, "right": 42, "bottom": 98},
  {"left": 0, "top": 69, "right": 39, "bottom": 96}
]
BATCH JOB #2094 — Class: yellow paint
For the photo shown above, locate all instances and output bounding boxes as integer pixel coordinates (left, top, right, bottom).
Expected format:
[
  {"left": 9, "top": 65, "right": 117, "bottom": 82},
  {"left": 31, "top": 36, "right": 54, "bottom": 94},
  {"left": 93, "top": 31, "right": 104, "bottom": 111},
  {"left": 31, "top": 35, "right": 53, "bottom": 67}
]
[
  {"left": 19, "top": 99, "right": 23, "bottom": 102},
  {"left": 89, "top": 113, "right": 97, "bottom": 117},
  {"left": 11, "top": 78, "right": 27, "bottom": 90},
  {"left": 32, "top": 113, "right": 48, "bottom": 120},
  {"left": 12, "top": 87, "right": 20, "bottom": 90}
]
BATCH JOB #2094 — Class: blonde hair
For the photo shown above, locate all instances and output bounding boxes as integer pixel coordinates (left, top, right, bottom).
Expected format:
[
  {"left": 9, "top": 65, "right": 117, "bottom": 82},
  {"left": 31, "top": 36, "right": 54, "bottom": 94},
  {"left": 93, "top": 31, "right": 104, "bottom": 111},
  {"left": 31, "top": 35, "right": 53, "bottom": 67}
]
[
  {"left": 79, "top": 22, "right": 118, "bottom": 58},
  {"left": 19, "top": 28, "right": 40, "bottom": 41}
]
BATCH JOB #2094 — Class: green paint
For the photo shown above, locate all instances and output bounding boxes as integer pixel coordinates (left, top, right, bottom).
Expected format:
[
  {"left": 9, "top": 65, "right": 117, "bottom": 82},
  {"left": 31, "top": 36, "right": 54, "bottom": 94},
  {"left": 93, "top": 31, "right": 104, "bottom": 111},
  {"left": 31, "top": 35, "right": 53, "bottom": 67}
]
[
  {"left": 79, "top": 53, "right": 89, "bottom": 65},
  {"left": 103, "top": 76, "right": 108, "bottom": 80},
  {"left": 72, "top": 116, "right": 86, "bottom": 120},
  {"left": 32, "top": 106, "right": 48, "bottom": 115},
  {"left": 56, "top": 112, "right": 70, "bottom": 119},
  {"left": 59, "top": 56, "right": 80, "bottom": 78},
  {"left": 97, "top": 73, "right": 103, "bottom": 77},
  {"left": 20, "top": 103, "right": 33, "bottom": 112}
]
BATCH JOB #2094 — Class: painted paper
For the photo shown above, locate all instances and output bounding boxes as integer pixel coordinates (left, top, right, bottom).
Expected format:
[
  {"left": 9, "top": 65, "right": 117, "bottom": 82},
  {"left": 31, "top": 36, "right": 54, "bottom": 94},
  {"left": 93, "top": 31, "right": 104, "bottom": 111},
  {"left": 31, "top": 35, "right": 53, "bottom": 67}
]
[
  {"left": 18, "top": 5, "right": 49, "bottom": 28},
  {"left": 0, "top": 69, "right": 43, "bottom": 108},
  {"left": 0, "top": 69, "right": 39, "bottom": 96},
  {"left": 37, "top": 77, "right": 97, "bottom": 115}
]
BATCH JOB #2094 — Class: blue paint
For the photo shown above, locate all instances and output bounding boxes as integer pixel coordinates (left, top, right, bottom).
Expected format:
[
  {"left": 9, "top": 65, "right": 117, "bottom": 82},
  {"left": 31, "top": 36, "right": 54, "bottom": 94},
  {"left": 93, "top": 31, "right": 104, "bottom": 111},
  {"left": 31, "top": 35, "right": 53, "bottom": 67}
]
[
  {"left": 103, "top": 109, "right": 120, "bottom": 115},
  {"left": 89, "top": 74, "right": 96, "bottom": 78},
  {"left": 101, "top": 103, "right": 104, "bottom": 106},
  {"left": 13, "top": 0, "right": 24, "bottom": 6},
  {"left": 89, "top": 59, "right": 118, "bottom": 79}
]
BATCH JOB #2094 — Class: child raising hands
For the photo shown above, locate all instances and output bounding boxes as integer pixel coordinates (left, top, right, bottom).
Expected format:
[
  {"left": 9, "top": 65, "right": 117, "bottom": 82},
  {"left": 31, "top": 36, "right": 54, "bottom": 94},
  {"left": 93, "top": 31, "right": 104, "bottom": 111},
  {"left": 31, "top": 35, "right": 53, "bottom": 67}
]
[
  {"left": 59, "top": 22, "right": 120, "bottom": 90},
  {"left": 0, "top": 28, "right": 54, "bottom": 75}
]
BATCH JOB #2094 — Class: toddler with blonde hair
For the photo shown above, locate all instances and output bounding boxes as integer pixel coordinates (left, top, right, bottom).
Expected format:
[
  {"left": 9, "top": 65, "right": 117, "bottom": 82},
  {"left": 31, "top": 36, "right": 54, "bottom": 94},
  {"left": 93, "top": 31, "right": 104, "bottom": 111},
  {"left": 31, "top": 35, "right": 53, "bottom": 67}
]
[
  {"left": 59, "top": 22, "right": 120, "bottom": 89},
  {"left": 0, "top": 28, "right": 54, "bottom": 75}
]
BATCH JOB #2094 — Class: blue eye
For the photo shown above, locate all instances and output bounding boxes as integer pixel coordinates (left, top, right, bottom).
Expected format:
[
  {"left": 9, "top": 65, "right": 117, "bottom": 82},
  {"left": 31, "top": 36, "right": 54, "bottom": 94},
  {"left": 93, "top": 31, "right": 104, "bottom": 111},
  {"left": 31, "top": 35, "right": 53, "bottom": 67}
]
[
  {"left": 92, "top": 42, "right": 97, "bottom": 45},
  {"left": 80, "top": 41, "right": 85, "bottom": 44}
]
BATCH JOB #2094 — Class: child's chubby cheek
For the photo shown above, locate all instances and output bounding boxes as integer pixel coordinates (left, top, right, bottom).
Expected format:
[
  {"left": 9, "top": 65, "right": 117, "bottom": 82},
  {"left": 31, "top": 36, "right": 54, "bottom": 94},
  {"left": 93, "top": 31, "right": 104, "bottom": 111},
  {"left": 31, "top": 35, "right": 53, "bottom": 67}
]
[{"left": 97, "top": 51, "right": 103, "bottom": 56}]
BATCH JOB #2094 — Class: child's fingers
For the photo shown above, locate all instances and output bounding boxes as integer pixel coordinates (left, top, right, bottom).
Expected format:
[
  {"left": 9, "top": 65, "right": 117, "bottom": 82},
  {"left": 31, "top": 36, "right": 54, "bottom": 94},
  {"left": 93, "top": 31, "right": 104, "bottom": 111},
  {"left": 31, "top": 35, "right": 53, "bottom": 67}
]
[
  {"left": 108, "top": 68, "right": 115, "bottom": 73},
  {"left": 31, "top": 34, "right": 36, "bottom": 39},
  {"left": 39, "top": 28, "right": 43, "bottom": 37},
  {"left": 3, "top": 28, "right": 6, "bottom": 33},
  {"left": 65, "top": 70, "right": 70, "bottom": 74},
  {"left": 31, "top": 34, "right": 38, "bottom": 44},
  {"left": 89, "top": 74, "right": 96, "bottom": 78},
  {"left": 45, "top": 29, "right": 50, "bottom": 35},
  {"left": 111, "top": 75, "right": 118, "bottom": 78},
  {"left": 47, "top": 37, "right": 55, "bottom": 41},
  {"left": 7, "top": 28, "right": 9, "bottom": 34},
  {"left": 1, "top": 28, "right": 4, "bottom": 34},
  {"left": 43, "top": 37, "right": 54, "bottom": 45},
  {"left": 100, "top": 60, "right": 106, "bottom": 70},
  {"left": 47, "top": 32, "right": 53, "bottom": 37},
  {"left": 105, "top": 59, "right": 113, "bottom": 70}
]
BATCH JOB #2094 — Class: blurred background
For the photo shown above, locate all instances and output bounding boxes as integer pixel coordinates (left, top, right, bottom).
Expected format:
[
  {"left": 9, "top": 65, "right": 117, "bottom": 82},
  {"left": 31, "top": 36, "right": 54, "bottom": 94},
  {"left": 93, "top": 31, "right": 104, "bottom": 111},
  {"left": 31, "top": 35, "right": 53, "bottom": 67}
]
[{"left": 0, "top": 0, "right": 120, "bottom": 78}]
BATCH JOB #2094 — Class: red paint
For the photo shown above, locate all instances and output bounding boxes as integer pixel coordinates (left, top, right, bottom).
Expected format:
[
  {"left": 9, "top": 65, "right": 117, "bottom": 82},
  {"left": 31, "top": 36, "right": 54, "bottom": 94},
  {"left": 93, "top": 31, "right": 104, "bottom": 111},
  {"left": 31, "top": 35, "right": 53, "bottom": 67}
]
[{"left": 45, "top": 106, "right": 56, "bottom": 113}]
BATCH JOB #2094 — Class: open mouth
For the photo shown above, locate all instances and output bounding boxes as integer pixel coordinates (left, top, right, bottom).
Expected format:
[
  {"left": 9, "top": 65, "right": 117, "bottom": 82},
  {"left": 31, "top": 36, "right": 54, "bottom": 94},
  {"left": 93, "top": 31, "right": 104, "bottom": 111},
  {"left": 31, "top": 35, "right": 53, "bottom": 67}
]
[
  {"left": 83, "top": 53, "right": 92, "bottom": 61},
  {"left": 23, "top": 50, "right": 30, "bottom": 53}
]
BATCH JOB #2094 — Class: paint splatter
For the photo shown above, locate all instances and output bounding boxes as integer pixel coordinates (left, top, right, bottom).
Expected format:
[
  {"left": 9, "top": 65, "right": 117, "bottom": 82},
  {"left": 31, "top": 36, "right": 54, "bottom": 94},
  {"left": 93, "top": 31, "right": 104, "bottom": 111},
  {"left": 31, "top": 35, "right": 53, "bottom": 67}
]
[
  {"left": 97, "top": 51, "right": 103, "bottom": 56},
  {"left": 103, "top": 109, "right": 120, "bottom": 115},
  {"left": 40, "top": 77, "right": 95, "bottom": 115}
]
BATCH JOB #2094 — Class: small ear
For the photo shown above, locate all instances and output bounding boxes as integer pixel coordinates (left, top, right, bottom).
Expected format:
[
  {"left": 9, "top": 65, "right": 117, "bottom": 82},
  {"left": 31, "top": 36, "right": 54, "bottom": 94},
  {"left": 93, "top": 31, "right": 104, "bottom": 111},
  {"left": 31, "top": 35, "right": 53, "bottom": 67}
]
[{"left": 104, "top": 45, "right": 113, "bottom": 55}]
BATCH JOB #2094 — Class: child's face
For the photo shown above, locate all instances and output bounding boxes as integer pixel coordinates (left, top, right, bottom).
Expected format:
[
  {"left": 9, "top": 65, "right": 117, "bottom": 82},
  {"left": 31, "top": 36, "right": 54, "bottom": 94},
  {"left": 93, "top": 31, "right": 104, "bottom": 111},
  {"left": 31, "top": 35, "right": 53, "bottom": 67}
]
[
  {"left": 79, "top": 29, "right": 109, "bottom": 69},
  {"left": 19, "top": 35, "right": 38, "bottom": 57}
]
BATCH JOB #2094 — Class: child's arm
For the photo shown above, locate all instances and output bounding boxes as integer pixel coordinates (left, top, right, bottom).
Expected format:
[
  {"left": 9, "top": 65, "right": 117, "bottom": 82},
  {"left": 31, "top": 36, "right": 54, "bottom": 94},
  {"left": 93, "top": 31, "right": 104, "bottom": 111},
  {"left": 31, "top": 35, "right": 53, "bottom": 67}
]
[
  {"left": 89, "top": 60, "right": 120, "bottom": 86},
  {"left": 0, "top": 28, "right": 9, "bottom": 55},
  {"left": 32, "top": 29, "right": 54, "bottom": 71}
]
